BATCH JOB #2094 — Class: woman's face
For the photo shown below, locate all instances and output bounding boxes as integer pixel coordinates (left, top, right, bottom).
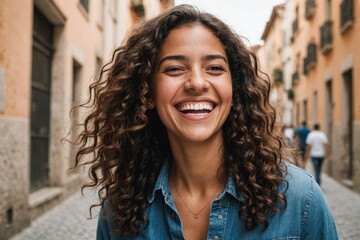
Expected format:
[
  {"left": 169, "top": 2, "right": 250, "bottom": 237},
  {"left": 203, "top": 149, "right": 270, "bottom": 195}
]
[{"left": 152, "top": 24, "right": 232, "bottom": 144}]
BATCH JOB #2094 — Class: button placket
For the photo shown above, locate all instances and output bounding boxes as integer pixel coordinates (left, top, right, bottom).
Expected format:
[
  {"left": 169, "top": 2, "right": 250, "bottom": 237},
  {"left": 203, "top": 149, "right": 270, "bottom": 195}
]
[{"left": 207, "top": 197, "right": 228, "bottom": 240}]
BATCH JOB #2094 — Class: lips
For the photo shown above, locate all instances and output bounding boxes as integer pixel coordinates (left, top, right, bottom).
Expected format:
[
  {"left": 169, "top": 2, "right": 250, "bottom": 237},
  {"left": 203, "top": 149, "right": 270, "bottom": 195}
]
[{"left": 176, "top": 102, "right": 215, "bottom": 115}]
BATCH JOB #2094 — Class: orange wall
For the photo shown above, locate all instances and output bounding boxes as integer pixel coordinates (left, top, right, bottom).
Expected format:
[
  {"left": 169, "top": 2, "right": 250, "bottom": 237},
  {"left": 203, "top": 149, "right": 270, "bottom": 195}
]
[
  {"left": 292, "top": 0, "right": 360, "bottom": 126},
  {"left": 0, "top": 0, "right": 32, "bottom": 118}
]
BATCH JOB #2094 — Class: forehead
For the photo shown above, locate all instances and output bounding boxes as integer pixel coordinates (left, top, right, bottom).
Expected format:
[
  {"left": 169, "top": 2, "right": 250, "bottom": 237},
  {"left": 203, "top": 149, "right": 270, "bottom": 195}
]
[{"left": 158, "top": 24, "right": 226, "bottom": 58}]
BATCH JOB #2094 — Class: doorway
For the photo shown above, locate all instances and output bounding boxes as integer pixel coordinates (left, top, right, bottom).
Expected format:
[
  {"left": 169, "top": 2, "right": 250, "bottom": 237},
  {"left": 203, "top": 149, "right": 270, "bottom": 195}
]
[
  {"left": 342, "top": 69, "right": 353, "bottom": 179},
  {"left": 325, "top": 80, "right": 333, "bottom": 175},
  {"left": 30, "top": 7, "right": 54, "bottom": 191}
]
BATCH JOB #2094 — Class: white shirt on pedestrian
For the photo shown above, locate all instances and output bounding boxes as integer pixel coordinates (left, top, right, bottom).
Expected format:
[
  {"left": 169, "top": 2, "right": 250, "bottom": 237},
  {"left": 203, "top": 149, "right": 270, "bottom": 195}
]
[
  {"left": 306, "top": 130, "right": 328, "bottom": 157},
  {"left": 284, "top": 127, "right": 294, "bottom": 144}
]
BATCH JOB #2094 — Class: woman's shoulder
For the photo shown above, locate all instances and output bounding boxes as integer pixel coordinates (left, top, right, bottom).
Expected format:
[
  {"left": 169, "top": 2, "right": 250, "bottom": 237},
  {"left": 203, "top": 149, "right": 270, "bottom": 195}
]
[
  {"left": 284, "top": 163, "right": 314, "bottom": 183},
  {"left": 280, "top": 163, "right": 338, "bottom": 238},
  {"left": 281, "top": 163, "right": 333, "bottom": 219},
  {"left": 281, "top": 163, "right": 320, "bottom": 201}
]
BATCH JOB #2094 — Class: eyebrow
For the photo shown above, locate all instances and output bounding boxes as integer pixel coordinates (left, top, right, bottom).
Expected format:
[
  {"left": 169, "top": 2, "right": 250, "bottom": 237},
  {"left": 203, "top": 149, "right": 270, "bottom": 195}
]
[
  {"left": 202, "top": 54, "right": 228, "bottom": 63},
  {"left": 159, "top": 55, "right": 188, "bottom": 65},
  {"left": 158, "top": 54, "right": 228, "bottom": 65}
]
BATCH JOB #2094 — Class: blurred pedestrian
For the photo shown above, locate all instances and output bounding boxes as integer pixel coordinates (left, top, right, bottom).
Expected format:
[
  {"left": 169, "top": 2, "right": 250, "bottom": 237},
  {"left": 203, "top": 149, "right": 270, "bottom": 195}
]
[
  {"left": 72, "top": 5, "right": 338, "bottom": 239},
  {"left": 283, "top": 124, "right": 294, "bottom": 147},
  {"left": 305, "top": 123, "right": 331, "bottom": 186},
  {"left": 294, "top": 121, "right": 311, "bottom": 168}
]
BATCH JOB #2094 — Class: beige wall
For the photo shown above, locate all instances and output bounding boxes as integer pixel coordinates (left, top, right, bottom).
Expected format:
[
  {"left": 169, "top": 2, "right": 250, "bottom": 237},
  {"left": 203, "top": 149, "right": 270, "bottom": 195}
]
[
  {"left": 289, "top": 0, "right": 360, "bottom": 191},
  {"left": 0, "top": 0, "right": 33, "bottom": 238},
  {"left": 0, "top": 0, "right": 172, "bottom": 239},
  {"left": 259, "top": 5, "right": 286, "bottom": 124},
  {"left": 261, "top": 0, "right": 360, "bottom": 192},
  {"left": 0, "top": 0, "right": 32, "bottom": 118}
]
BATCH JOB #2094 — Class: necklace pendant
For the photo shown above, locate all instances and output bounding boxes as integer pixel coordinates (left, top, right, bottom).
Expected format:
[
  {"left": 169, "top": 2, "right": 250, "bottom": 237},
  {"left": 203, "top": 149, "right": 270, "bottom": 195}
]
[{"left": 194, "top": 214, "right": 199, "bottom": 219}]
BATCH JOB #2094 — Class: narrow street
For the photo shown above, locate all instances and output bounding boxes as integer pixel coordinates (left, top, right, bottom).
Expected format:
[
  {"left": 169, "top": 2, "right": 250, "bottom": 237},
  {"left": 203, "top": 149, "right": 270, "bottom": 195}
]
[
  {"left": 10, "top": 190, "right": 99, "bottom": 240},
  {"left": 321, "top": 173, "right": 360, "bottom": 239},
  {"left": 11, "top": 172, "right": 360, "bottom": 240}
]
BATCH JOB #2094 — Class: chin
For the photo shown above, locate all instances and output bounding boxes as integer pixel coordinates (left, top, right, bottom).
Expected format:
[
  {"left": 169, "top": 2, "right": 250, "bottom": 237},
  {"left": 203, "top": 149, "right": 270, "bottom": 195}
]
[{"left": 181, "top": 129, "right": 222, "bottom": 143}]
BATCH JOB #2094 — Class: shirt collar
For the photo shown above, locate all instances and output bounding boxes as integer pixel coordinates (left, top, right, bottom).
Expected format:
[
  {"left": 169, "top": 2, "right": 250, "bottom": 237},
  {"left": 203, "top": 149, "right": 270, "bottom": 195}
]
[
  {"left": 147, "top": 158, "right": 171, "bottom": 203},
  {"left": 146, "top": 159, "right": 242, "bottom": 203},
  {"left": 222, "top": 176, "right": 241, "bottom": 201}
]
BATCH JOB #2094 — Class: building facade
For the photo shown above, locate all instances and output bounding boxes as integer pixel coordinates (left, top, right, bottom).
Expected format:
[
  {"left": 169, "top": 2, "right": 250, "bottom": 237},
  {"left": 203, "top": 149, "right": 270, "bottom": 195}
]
[
  {"left": 0, "top": 0, "right": 173, "bottom": 239},
  {"left": 290, "top": 0, "right": 359, "bottom": 191},
  {"left": 259, "top": 0, "right": 360, "bottom": 192},
  {"left": 259, "top": 4, "right": 287, "bottom": 125}
]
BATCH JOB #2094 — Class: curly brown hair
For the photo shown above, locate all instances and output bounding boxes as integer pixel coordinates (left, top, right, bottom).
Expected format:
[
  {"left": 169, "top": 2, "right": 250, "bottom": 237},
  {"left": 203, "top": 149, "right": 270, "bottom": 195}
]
[{"left": 73, "top": 4, "right": 288, "bottom": 236}]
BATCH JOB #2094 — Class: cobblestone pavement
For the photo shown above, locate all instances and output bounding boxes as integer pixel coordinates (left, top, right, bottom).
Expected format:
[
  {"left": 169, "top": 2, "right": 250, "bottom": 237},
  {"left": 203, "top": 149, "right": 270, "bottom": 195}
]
[
  {"left": 305, "top": 163, "right": 360, "bottom": 240},
  {"left": 321, "top": 173, "right": 360, "bottom": 240},
  {"left": 10, "top": 190, "right": 99, "bottom": 240},
  {"left": 10, "top": 170, "right": 360, "bottom": 240}
]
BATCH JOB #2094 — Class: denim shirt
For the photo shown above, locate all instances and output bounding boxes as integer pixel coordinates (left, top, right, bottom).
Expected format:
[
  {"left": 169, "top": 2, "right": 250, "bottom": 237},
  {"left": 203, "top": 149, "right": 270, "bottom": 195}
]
[{"left": 97, "top": 161, "right": 338, "bottom": 240}]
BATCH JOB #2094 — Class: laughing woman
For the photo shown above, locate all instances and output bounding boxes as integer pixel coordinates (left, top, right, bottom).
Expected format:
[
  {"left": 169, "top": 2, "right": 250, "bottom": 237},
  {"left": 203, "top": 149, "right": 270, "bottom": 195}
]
[{"left": 73, "top": 5, "right": 338, "bottom": 240}]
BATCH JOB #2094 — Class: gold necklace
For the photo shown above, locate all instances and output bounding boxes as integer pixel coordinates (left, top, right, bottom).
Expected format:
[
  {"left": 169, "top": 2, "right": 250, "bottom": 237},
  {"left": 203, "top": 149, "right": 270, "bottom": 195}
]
[{"left": 173, "top": 185, "right": 222, "bottom": 219}]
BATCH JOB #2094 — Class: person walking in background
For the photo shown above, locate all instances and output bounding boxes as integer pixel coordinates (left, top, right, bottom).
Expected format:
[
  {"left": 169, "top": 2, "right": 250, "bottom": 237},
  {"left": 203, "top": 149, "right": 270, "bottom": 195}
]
[
  {"left": 305, "top": 123, "right": 331, "bottom": 186},
  {"left": 283, "top": 124, "right": 294, "bottom": 147},
  {"left": 294, "top": 121, "right": 311, "bottom": 169}
]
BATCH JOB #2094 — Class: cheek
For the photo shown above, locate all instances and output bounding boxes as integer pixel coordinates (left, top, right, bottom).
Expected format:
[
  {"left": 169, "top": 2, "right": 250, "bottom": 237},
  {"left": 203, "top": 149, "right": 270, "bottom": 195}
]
[
  {"left": 153, "top": 80, "right": 175, "bottom": 107},
  {"left": 215, "top": 81, "right": 233, "bottom": 103}
]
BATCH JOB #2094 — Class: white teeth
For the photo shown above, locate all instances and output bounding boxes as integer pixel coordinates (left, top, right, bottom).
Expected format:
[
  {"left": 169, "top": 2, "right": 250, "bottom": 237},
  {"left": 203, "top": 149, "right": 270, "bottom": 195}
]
[
  {"left": 179, "top": 103, "right": 213, "bottom": 111},
  {"left": 186, "top": 113, "right": 207, "bottom": 116}
]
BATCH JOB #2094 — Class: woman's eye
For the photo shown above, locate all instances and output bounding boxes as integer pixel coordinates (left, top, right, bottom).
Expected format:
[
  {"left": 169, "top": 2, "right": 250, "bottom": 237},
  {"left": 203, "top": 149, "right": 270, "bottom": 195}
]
[
  {"left": 207, "top": 65, "right": 226, "bottom": 73},
  {"left": 163, "top": 66, "right": 184, "bottom": 74}
]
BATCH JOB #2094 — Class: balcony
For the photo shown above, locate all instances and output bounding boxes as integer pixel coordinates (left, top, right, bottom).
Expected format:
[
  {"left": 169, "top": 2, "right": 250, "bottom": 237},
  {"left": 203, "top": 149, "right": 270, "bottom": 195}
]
[
  {"left": 287, "top": 89, "right": 294, "bottom": 101},
  {"left": 292, "top": 71, "right": 299, "bottom": 86},
  {"left": 320, "top": 20, "right": 333, "bottom": 54},
  {"left": 305, "top": 0, "right": 316, "bottom": 20},
  {"left": 273, "top": 68, "right": 283, "bottom": 84},
  {"left": 303, "top": 58, "right": 308, "bottom": 75},
  {"left": 303, "top": 43, "right": 317, "bottom": 75},
  {"left": 79, "top": 0, "right": 89, "bottom": 13},
  {"left": 340, "top": 0, "right": 354, "bottom": 33},
  {"left": 292, "top": 18, "right": 299, "bottom": 36},
  {"left": 131, "top": 0, "right": 145, "bottom": 18}
]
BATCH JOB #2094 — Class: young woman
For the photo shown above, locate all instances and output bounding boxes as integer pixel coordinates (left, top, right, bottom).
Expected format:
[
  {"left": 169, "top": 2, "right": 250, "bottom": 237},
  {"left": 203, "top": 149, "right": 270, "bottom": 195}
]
[{"left": 74, "top": 5, "right": 338, "bottom": 240}]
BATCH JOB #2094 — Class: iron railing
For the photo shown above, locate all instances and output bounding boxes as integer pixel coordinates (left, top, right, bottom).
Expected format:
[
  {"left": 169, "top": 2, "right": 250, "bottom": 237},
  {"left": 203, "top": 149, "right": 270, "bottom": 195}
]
[
  {"left": 305, "top": 0, "right": 316, "bottom": 20},
  {"left": 303, "top": 58, "right": 308, "bottom": 75},
  {"left": 80, "top": 0, "right": 89, "bottom": 13},
  {"left": 131, "top": 0, "right": 145, "bottom": 17},
  {"left": 292, "top": 18, "right": 299, "bottom": 35},
  {"left": 292, "top": 71, "right": 299, "bottom": 85},
  {"left": 320, "top": 20, "right": 333, "bottom": 54},
  {"left": 340, "top": 0, "right": 354, "bottom": 32},
  {"left": 303, "top": 43, "right": 317, "bottom": 75}
]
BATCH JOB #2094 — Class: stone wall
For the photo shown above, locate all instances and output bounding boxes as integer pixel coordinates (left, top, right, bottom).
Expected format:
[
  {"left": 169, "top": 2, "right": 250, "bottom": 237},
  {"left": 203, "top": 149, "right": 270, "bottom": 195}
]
[
  {"left": 0, "top": 117, "right": 30, "bottom": 240},
  {"left": 352, "top": 121, "right": 360, "bottom": 192},
  {"left": 330, "top": 122, "right": 360, "bottom": 192}
]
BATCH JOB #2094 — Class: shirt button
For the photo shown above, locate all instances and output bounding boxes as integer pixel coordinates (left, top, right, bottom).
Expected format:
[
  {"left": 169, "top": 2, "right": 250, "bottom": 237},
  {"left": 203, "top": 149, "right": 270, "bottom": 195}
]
[
  {"left": 217, "top": 214, "right": 223, "bottom": 220},
  {"left": 170, "top": 212, "right": 176, "bottom": 218},
  {"left": 213, "top": 236, "right": 219, "bottom": 240}
]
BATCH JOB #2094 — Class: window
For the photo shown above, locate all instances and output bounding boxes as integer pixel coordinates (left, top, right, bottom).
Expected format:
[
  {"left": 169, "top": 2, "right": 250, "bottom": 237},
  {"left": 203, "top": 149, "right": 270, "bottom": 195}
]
[
  {"left": 80, "top": 0, "right": 89, "bottom": 13},
  {"left": 326, "top": 0, "right": 332, "bottom": 20}
]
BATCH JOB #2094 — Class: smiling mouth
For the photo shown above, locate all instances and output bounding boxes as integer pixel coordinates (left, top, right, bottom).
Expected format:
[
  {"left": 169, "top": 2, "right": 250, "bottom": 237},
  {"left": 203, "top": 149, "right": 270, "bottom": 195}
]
[{"left": 176, "top": 102, "right": 215, "bottom": 115}]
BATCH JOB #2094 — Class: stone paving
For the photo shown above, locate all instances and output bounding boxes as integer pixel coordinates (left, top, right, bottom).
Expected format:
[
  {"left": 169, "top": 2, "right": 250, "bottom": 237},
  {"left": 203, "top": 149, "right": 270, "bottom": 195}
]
[
  {"left": 305, "top": 163, "right": 360, "bottom": 240},
  {"left": 321, "top": 173, "right": 360, "bottom": 240},
  {"left": 10, "top": 170, "right": 360, "bottom": 240},
  {"left": 10, "top": 190, "right": 99, "bottom": 240}
]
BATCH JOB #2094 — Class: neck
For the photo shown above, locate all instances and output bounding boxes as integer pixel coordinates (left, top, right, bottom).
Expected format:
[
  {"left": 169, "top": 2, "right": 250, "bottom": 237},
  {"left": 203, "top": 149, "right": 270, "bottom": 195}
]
[{"left": 168, "top": 135, "right": 227, "bottom": 194}]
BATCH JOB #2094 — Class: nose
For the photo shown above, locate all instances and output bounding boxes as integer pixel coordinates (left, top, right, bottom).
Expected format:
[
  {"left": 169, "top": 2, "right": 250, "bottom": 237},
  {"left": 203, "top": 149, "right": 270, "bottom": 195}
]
[{"left": 184, "top": 68, "right": 209, "bottom": 93}]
